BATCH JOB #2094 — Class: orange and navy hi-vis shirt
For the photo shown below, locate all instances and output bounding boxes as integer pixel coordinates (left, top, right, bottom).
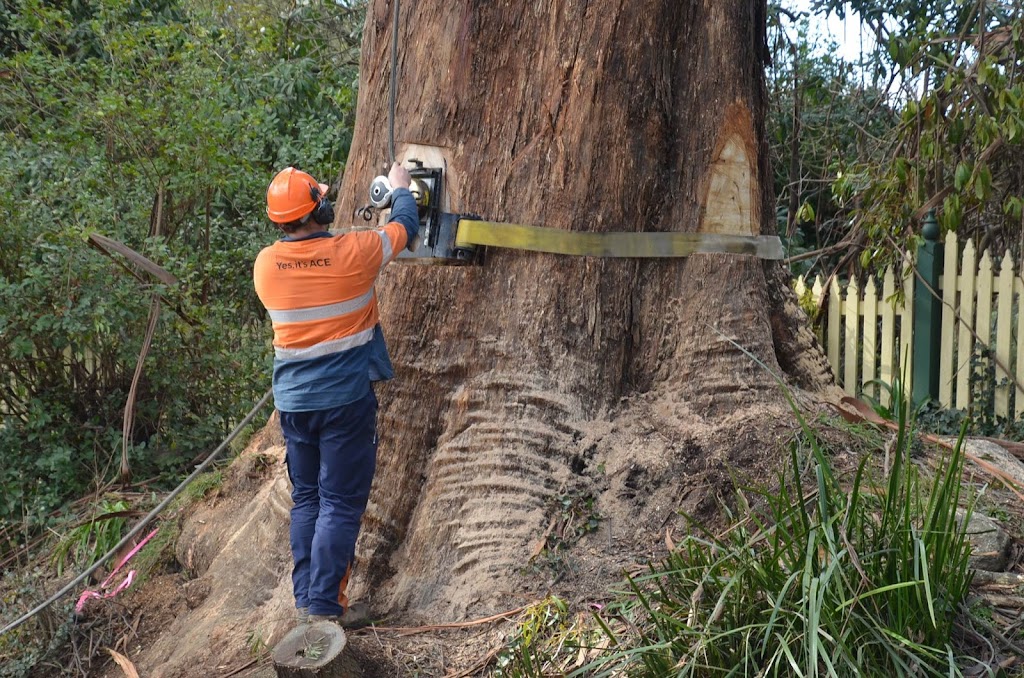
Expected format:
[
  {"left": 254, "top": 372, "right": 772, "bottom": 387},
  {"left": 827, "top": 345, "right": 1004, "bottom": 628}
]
[{"left": 253, "top": 188, "right": 418, "bottom": 412}]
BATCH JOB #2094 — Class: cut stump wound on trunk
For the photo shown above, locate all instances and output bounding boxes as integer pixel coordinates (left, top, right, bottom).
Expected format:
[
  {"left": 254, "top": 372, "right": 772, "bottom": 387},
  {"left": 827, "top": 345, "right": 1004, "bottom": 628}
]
[{"left": 272, "top": 622, "right": 362, "bottom": 678}]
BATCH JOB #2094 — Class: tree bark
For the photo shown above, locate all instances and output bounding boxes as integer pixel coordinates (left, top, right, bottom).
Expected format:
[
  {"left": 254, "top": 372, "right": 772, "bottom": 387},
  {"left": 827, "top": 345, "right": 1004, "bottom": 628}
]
[{"left": 332, "top": 0, "right": 834, "bottom": 619}]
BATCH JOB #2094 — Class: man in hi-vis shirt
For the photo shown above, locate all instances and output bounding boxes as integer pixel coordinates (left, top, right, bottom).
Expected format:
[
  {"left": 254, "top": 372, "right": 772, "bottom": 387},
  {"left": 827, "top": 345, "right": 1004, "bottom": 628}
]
[{"left": 254, "top": 162, "right": 417, "bottom": 626}]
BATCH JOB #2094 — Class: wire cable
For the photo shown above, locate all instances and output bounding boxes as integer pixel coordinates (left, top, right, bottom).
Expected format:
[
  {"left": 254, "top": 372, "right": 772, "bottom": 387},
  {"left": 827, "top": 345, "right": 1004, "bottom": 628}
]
[
  {"left": 0, "top": 389, "right": 274, "bottom": 638},
  {"left": 388, "top": 0, "right": 400, "bottom": 165}
]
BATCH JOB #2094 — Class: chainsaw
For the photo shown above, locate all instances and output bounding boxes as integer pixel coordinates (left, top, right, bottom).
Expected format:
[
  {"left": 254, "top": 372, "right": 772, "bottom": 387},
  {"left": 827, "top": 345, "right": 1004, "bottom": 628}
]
[
  {"left": 357, "top": 162, "right": 785, "bottom": 265},
  {"left": 358, "top": 160, "right": 476, "bottom": 263}
]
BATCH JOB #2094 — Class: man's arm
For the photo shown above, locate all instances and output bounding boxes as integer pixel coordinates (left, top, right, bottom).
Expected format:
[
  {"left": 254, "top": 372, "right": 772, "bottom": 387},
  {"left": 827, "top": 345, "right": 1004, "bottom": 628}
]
[
  {"left": 366, "top": 163, "right": 418, "bottom": 271},
  {"left": 388, "top": 187, "right": 419, "bottom": 246},
  {"left": 386, "top": 162, "right": 418, "bottom": 245}
]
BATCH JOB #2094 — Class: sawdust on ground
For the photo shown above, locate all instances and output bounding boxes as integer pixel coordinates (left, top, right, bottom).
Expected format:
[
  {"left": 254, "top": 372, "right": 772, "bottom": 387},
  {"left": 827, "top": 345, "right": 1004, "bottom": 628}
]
[
  {"left": 81, "top": 384, "right": 1024, "bottom": 677},
  {"left": 82, "top": 389, "right": 811, "bottom": 677}
]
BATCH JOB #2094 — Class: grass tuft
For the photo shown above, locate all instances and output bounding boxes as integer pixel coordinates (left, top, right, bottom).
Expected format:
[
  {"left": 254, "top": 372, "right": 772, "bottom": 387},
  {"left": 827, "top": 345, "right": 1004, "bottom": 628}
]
[{"left": 49, "top": 498, "right": 131, "bottom": 577}]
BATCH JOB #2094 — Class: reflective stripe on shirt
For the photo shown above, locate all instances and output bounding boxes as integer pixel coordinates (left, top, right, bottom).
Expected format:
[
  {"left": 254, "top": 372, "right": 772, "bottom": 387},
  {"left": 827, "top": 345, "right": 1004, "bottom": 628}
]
[
  {"left": 376, "top": 229, "right": 393, "bottom": 270},
  {"left": 266, "top": 289, "right": 375, "bottom": 324},
  {"left": 274, "top": 327, "right": 375, "bottom": 361}
]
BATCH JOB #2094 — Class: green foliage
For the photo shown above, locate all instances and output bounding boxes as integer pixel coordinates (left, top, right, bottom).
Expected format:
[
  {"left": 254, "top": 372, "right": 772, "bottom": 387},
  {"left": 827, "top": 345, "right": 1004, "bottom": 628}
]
[
  {"left": 529, "top": 491, "right": 602, "bottom": 580},
  {"left": 128, "top": 517, "right": 179, "bottom": 586},
  {"left": 550, "top": 491, "right": 602, "bottom": 548},
  {"left": 794, "top": 0, "right": 1024, "bottom": 273},
  {"left": 915, "top": 344, "right": 1024, "bottom": 441},
  {"left": 793, "top": 278, "right": 820, "bottom": 320},
  {"left": 179, "top": 469, "right": 224, "bottom": 505},
  {"left": 246, "top": 624, "right": 269, "bottom": 658},
  {"left": 0, "top": 0, "right": 362, "bottom": 536},
  {"left": 50, "top": 498, "right": 131, "bottom": 577},
  {"left": 770, "top": 0, "right": 1024, "bottom": 286},
  {"left": 302, "top": 636, "right": 326, "bottom": 661},
  {"left": 498, "top": 379, "right": 978, "bottom": 676},
  {"left": 767, "top": 7, "right": 900, "bottom": 277},
  {"left": 494, "top": 597, "right": 575, "bottom": 678},
  {"left": 0, "top": 568, "right": 69, "bottom": 677}
]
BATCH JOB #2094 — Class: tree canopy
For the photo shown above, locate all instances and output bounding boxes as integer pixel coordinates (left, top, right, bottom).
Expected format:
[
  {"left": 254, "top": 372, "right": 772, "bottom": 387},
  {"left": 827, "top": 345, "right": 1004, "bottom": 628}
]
[{"left": 768, "top": 0, "right": 1024, "bottom": 275}]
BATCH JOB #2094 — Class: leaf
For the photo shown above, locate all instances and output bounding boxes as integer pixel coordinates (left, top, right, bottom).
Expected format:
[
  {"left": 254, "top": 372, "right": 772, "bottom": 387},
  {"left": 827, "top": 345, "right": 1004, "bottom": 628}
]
[
  {"left": 104, "top": 648, "right": 140, "bottom": 678},
  {"left": 954, "top": 163, "right": 970, "bottom": 191},
  {"left": 949, "top": 118, "right": 965, "bottom": 145},
  {"left": 942, "top": 194, "right": 962, "bottom": 231},
  {"left": 894, "top": 157, "right": 908, "bottom": 183},
  {"left": 1004, "top": 196, "right": 1023, "bottom": 220},
  {"left": 796, "top": 201, "right": 816, "bottom": 223},
  {"left": 975, "top": 164, "right": 992, "bottom": 201},
  {"left": 887, "top": 38, "right": 900, "bottom": 64},
  {"left": 530, "top": 516, "right": 558, "bottom": 560}
]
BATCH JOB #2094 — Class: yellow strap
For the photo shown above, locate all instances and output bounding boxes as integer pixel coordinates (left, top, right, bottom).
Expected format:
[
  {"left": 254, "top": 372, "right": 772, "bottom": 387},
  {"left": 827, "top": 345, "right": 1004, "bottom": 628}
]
[{"left": 453, "top": 220, "right": 785, "bottom": 259}]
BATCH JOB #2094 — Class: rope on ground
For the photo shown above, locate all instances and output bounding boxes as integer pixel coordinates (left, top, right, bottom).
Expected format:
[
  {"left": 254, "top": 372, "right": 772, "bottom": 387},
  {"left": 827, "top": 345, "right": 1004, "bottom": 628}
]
[
  {"left": 354, "top": 603, "right": 534, "bottom": 637},
  {"left": 0, "top": 388, "right": 274, "bottom": 638}
]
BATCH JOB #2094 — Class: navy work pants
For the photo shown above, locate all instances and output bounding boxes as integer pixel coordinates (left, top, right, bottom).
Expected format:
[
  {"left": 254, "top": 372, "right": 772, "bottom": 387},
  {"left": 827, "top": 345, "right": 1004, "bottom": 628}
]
[{"left": 280, "top": 389, "right": 378, "bottom": 616}]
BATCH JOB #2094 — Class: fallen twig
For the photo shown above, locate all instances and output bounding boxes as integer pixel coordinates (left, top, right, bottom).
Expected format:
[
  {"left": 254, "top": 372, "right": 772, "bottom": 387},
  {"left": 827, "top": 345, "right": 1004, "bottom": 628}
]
[
  {"left": 830, "top": 397, "right": 1024, "bottom": 504},
  {"left": 530, "top": 516, "right": 558, "bottom": 560},
  {"left": 977, "top": 437, "right": 1024, "bottom": 462},
  {"left": 971, "top": 614, "right": 1024, "bottom": 659},
  {"left": 354, "top": 603, "right": 534, "bottom": 637},
  {"left": 445, "top": 644, "right": 504, "bottom": 678},
  {"left": 223, "top": 657, "right": 259, "bottom": 677},
  {"left": 973, "top": 570, "right": 1024, "bottom": 588},
  {"left": 976, "top": 593, "right": 1024, "bottom": 608}
]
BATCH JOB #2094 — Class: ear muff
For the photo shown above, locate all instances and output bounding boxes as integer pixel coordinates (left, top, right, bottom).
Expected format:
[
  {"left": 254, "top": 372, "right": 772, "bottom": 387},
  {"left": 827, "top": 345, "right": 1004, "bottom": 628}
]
[{"left": 309, "top": 184, "right": 335, "bottom": 226}]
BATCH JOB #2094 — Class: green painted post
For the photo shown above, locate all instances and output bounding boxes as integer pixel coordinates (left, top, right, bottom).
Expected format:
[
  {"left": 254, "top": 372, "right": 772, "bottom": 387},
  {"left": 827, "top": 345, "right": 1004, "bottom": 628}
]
[{"left": 913, "top": 209, "right": 942, "bottom": 407}]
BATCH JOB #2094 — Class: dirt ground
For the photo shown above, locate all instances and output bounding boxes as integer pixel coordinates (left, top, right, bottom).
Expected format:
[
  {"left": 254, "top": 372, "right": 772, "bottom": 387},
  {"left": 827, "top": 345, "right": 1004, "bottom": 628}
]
[
  {"left": 63, "top": 391, "right": 802, "bottom": 677},
  {"left": 50, "top": 392, "right": 1024, "bottom": 677}
]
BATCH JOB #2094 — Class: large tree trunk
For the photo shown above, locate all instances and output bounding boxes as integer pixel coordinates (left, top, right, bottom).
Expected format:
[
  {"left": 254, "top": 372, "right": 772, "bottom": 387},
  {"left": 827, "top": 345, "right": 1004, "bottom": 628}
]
[{"left": 333, "top": 0, "right": 834, "bottom": 620}]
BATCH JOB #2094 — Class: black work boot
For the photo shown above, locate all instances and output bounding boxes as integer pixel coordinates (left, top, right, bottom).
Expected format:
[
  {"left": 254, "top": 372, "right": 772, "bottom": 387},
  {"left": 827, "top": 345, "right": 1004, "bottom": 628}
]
[
  {"left": 339, "top": 602, "right": 371, "bottom": 629},
  {"left": 307, "top": 612, "right": 343, "bottom": 624},
  {"left": 308, "top": 602, "right": 371, "bottom": 629}
]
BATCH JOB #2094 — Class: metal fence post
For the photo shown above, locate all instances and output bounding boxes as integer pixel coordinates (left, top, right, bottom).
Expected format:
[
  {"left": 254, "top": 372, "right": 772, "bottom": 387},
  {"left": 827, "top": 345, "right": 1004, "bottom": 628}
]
[{"left": 913, "top": 209, "right": 942, "bottom": 406}]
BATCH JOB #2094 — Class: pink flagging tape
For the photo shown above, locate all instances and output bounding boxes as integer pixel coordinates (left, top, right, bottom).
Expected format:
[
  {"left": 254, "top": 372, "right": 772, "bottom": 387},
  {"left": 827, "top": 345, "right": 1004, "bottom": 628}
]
[
  {"left": 75, "top": 571, "right": 137, "bottom": 613},
  {"left": 74, "top": 528, "right": 159, "bottom": 615}
]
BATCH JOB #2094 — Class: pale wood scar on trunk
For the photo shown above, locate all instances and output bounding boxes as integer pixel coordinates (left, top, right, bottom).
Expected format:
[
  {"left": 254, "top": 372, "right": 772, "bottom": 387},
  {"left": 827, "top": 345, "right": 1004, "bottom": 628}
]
[{"left": 701, "top": 103, "right": 759, "bottom": 236}]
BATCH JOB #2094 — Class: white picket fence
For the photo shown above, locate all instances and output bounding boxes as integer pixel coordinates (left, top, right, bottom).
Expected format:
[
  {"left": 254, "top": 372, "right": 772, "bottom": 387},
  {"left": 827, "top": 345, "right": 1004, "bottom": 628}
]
[
  {"left": 795, "top": 269, "right": 914, "bottom": 408},
  {"left": 796, "top": 233, "right": 1024, "bottom": 418}
]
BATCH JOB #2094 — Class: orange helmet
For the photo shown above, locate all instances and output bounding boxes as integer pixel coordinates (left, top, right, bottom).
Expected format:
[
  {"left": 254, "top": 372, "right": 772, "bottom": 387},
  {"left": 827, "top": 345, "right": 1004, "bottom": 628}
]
[{"left": 266, "top": 167, "right": 329, "bottom": 223}]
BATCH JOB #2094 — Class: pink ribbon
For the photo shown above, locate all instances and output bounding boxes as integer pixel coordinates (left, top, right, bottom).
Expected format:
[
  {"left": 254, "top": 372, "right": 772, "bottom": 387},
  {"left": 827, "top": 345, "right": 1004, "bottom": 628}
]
[{"left": 75, "top": 528, "right": 158, "bottom": 615}]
